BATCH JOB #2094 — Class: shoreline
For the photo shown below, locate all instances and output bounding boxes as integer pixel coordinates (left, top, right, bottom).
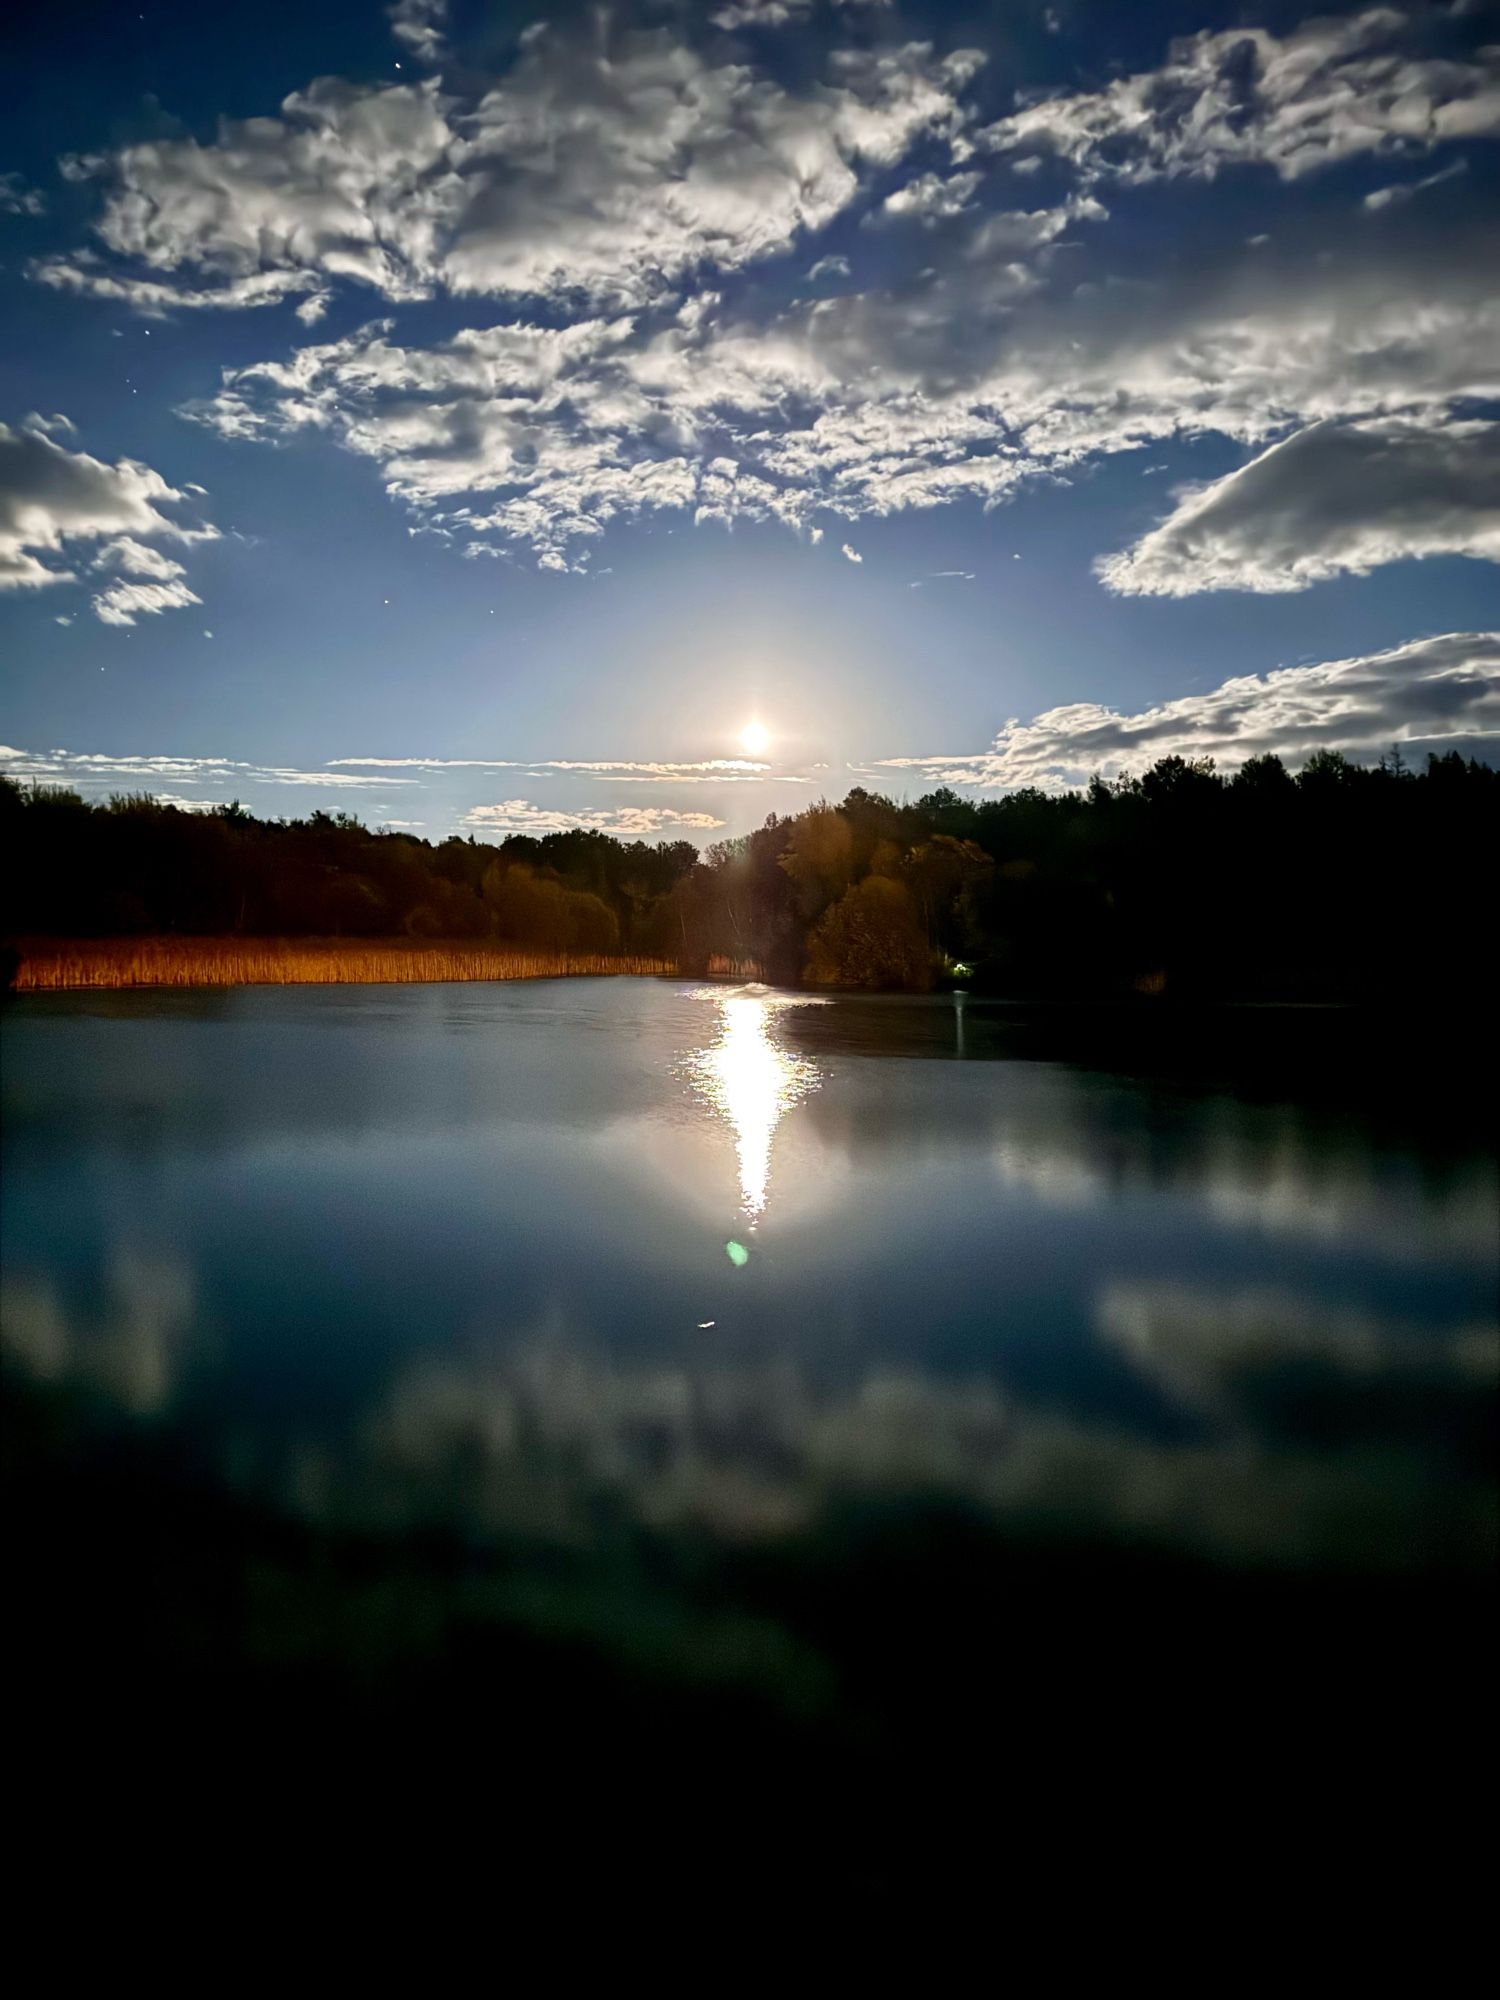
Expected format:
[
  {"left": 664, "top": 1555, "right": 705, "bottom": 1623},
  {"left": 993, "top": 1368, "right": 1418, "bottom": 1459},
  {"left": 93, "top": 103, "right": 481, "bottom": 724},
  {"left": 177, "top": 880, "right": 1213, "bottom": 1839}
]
[
  {"left": 5, "top": 937, "right": 684, "bottom": 992},
  {"left": 4, "top": 940, "right": 1485, "bottom": 1015}
]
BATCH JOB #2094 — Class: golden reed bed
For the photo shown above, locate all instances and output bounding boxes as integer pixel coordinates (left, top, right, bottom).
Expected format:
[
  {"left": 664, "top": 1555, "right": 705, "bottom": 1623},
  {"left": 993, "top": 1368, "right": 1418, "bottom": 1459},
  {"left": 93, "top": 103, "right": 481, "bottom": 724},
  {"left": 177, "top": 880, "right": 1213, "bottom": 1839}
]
[{"left": 10, "top": 938, "right": 683, "bottom": 991}]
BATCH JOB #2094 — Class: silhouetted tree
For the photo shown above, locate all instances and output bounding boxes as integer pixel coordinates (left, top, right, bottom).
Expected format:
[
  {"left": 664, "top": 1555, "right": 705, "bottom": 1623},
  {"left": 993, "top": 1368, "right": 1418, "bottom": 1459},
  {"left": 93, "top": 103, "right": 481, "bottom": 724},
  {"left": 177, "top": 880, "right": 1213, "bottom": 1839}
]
[
  {"left": 807, "top": 875, "right": 930, "bottom": 990},
  {"left": 4, "top": 748, "right": 1496, "bottom": 999}
]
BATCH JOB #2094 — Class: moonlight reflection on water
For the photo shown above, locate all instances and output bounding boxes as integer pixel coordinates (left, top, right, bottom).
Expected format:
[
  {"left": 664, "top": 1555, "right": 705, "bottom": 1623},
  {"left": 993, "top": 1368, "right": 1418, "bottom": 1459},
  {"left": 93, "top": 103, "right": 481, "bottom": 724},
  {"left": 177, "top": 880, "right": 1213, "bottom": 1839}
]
[
  {"left": 3, "top": 982, "right": 1493, "bottom": 1572},
  {"left": 681, "top": 986, "right": 825, "bottom": 1221}
]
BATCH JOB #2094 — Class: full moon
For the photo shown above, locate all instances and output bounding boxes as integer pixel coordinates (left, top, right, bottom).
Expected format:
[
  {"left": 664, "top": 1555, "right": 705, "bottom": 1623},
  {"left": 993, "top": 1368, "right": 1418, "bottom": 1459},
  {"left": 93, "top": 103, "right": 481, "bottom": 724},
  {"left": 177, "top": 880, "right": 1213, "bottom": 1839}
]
[{"left": 740, "top": 721, "right": 770, "bottom": 755}]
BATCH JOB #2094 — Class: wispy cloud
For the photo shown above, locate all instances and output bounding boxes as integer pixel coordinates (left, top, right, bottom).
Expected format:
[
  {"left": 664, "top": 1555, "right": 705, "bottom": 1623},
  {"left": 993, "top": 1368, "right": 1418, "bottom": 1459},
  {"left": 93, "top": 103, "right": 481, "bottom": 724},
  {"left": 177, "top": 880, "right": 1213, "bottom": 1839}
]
[
  {"left": 387, "top": 0, "right": 447, "bottom": 65},
  {"left": 1, "top": 747, "right": 418, "bottom": 790},
  {"left": 459, "top": 800, "right": 724, "bottom": 835},
  {"left": 0, "top": 172, "right": 46, "bottom": 217},
  {"left": 92, "top": 577, "right": 203, "bottom": 627},
  {"left": 329, "top": 756, "right": 777, "bottom": 783},
  {"left": 538, "top": 759, "right": 773, "bottom": 783},
  {"left": 873, "top": 633, "right": 1500, "bottom": 789},
  {"left": 877, "top": 169, "right": 980, "bottom": 224},
  {"left": 149, "top": 793, "right": 220, "bottom": 813},
  {"left": 30, "top": 260, "right": 323, "bottom": 317},
  {"left": 1363, "top": 159, "right": 1470, "bottom": 211},
  {"left": 981, "top": 12, "right": 1500, "bottom": 183},
  {"left": 325, "top": 757, "right": 526, "bottom": 770}
]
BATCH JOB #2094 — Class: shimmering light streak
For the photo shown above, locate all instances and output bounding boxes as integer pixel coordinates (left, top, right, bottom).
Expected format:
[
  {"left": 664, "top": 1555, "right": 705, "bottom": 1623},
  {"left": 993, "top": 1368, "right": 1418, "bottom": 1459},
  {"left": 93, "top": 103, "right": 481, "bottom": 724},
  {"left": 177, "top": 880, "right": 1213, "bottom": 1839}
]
[{"left": 683, "top": 987, "right": 823, "bottom": 1220}]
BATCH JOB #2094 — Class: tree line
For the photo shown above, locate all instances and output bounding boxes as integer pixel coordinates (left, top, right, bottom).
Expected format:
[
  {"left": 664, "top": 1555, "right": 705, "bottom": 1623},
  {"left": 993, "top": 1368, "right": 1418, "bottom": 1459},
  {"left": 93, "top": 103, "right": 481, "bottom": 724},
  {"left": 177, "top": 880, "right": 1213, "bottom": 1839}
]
[{"left": 3, "top": 746, "right": 1494, "bottom": 1000}]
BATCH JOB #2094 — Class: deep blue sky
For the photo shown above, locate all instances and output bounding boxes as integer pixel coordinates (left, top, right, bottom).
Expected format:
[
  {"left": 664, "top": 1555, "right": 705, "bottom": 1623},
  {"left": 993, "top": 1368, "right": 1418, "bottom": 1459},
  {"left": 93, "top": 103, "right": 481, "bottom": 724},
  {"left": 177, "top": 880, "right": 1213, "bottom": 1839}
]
[{"left": 3, "top": 0, "right": 1496, "bottom": 838}]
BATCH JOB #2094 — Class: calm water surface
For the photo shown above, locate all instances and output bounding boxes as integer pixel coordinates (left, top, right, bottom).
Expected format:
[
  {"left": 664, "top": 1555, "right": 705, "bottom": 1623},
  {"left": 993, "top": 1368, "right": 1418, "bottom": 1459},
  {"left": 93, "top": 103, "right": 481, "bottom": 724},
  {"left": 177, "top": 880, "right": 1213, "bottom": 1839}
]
[{"left": 5, "top": 977, "right": 1494, "bottom": 1572}]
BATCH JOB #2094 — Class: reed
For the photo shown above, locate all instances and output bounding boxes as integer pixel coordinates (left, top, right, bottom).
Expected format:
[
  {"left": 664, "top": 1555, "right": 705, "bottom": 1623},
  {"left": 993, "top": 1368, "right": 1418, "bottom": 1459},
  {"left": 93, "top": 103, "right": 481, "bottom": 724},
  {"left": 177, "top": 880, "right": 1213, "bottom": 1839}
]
[{"left": 11, "top": 937, "right": 681, "bottom": 991}]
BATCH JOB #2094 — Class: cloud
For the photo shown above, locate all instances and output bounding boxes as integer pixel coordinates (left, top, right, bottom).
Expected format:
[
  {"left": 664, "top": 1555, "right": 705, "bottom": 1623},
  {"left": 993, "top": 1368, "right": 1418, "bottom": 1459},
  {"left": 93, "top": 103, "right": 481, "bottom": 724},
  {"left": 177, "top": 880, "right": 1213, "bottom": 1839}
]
[
  {"left": 328, "top": 756, "right": 774, "bottom": 782},
  {"left": 47, "top": 29, "right": 982, "bottom": 313},
  {"left": 982, "top": 9, "right": 1500, "bottom": 183},
  {"left": 0, "top": 417, "right": 214, "bottom": 598},
  {"left": 388, "top": 0, "right": 447, "bottom": 65},
  {"left": 873, "top": 632, "right": 1500, "bottom": 788},
  {"left": 93, "top": 537, "right": 188, "bottom": 580},
  {"left": 1362, "top": 158, "right": 1469, "bottom": 209},
  {"left": 1, "top": 743, "right": 786, "bottom": 836},
  {"left": 287, "top": 1286, "right": 1492, "bottom": 1563},
  {"left": 178, "top": 199, "right": 1499, "bottom": 573},
  {"left": 325, "top": 756, "right": 526, "bottom": 770},
  {"left": 1022, "top": 244, "right": 1451, "bottom": 440},
  {"left": 446, "top": 36, "right": 982, "bottom": 304},
  {"left": 48, "top": 10, "right": 1484, "bottom": 584},
  {"left": 1098, "top": 416, "right": 1500, "bottom": 596},
  {"left": 1097, "top": 1281, "right": 1496, "bottom": 1420},
  {"left": 2, "top": 1255, "right": 197, "bottom": 1417},
  {"left": 841, "top": 542, "right": 863, "bottom": 562},
  {"left": 53, "top": 78, "right": 455, "bottom": 305},
  {"left": 459, "top": 800, "right": 724, "bottom": 835},
  {"left": 91, "top": 577, "right": 203, "bottom": 626},
  {"left": 0, "top": 172, "right": 46, "bottom": 216},
  {"left": 0, "top": 747, "right": 418, "bottom": 790},
  {"left": 986, "top": 1084, "right": 1498, "bottom": 1254},
  {"left": 878, "top": 170, "right": 981, "bottom": 223},
  {"left": 538, "top": 759, "right": 778, "bottom": 783},
  {"left": 30, "top": 259, "right": 324, "bottom": 316},
  {"left": 711, "top": 0, "right": 811, "bottom": 28},
  {"left": 712, "top": 0, "right": 892, "bottom": 30}
]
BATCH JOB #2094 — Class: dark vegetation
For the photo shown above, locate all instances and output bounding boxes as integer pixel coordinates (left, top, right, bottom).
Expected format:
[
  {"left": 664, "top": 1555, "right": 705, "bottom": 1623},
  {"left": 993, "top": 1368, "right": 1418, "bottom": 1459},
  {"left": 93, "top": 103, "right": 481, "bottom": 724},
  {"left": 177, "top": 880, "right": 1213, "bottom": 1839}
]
[
  {"left": 4, "top": 745, "right": 1495, "bottom": 998},
  {"left": 0, "top": 773, "right": 691, "bottom": 960}
]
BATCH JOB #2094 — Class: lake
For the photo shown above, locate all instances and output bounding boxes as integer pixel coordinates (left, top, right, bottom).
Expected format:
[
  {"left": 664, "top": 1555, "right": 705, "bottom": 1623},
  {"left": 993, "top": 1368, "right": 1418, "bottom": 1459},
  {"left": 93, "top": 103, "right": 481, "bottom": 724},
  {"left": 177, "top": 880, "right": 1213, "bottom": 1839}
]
[{"left": 4, "top": 978, "right": 1495, "bottom": 1873}]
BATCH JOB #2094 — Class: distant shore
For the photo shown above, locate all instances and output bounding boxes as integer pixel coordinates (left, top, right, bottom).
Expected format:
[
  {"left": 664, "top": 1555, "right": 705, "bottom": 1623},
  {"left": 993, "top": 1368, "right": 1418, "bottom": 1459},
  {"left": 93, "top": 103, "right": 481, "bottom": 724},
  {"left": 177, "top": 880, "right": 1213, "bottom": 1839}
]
[{"left": 6, "top": 937, "right": 685, "bottom": 991}]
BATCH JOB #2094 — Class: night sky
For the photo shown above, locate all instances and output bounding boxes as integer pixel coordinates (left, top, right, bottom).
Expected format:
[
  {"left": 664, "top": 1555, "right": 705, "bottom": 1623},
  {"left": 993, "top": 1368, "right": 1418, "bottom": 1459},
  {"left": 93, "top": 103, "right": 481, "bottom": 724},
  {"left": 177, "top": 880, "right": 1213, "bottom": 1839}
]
[{"left": 3, "top": 0, "right": 1497, "bottom": 839}]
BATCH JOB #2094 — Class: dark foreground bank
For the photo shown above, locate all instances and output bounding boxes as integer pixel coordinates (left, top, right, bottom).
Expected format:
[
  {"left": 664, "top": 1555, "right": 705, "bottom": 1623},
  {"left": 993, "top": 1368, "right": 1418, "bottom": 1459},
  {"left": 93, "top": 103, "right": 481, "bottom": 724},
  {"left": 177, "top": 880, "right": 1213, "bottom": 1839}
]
[{"left": 6, "top": 1369, "right": 1493, "bottom": 1899}]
